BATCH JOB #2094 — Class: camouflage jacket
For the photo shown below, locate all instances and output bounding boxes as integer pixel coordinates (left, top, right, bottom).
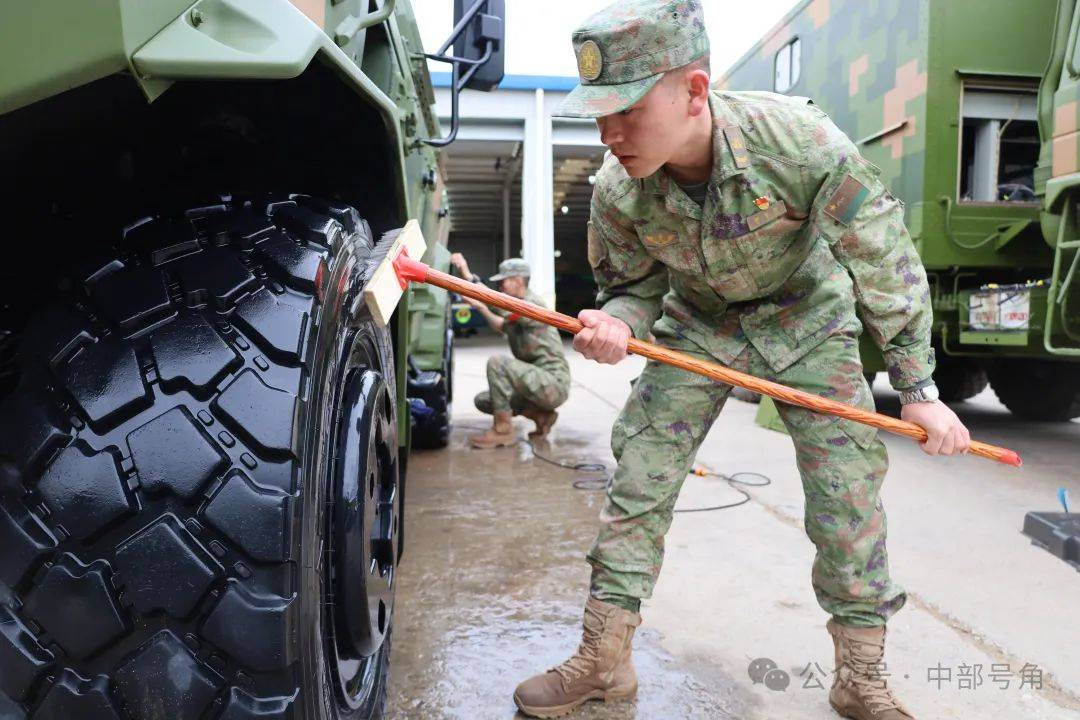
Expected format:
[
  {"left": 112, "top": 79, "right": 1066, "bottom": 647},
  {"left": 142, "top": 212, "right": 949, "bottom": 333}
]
[
  {"left": 587, "top": 90, "right": 935, "bottom": 389},
  {"left": 494, "top": 289, "right": 572, "bottom": 381}
]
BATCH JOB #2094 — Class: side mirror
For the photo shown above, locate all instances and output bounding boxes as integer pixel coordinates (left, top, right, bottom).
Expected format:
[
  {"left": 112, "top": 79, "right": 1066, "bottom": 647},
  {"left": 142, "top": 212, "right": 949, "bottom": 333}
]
[
  {"left": 453, "top": 0, "right": 504, "bottom": 91},
  {"left": 422, "top": 0, "right": 505, "bottom": 146}
]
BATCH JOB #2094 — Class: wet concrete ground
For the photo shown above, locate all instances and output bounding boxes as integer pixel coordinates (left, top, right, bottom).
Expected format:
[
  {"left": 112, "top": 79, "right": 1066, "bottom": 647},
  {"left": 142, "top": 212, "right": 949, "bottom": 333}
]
[{"left": 388, "top": 335, "right": 1080, "bottom": 719}]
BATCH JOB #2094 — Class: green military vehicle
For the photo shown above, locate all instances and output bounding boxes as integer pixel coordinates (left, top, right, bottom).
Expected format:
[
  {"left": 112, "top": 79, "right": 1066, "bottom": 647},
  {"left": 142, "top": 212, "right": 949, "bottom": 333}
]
[
  {"left": 719, "top": 0, "right": 1080, "bottom": 420},
  {"left": 0, "top": 1, "right": 503, "bottom": 718}
]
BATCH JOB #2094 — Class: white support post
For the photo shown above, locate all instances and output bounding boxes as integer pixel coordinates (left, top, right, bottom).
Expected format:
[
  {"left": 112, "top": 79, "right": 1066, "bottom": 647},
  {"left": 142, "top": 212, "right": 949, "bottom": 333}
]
[
  {"left": 973, "top": 119, "right": 1001, "bottom": 202},
  {"left": 521, "top": 88, "right": 556, "bottom": 308},
  {"left": 502, "top": 180, "right": 511, "bottom": 261}
]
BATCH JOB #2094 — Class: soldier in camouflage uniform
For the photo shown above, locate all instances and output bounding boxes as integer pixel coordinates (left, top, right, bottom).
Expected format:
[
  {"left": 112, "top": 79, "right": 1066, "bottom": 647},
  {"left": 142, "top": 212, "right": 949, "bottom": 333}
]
[
  {"left": 513, "top": 2, "right": 971, "bottom": 719},
  {"left": 450, "top": 254, "right": 571, "bottom": 448}
]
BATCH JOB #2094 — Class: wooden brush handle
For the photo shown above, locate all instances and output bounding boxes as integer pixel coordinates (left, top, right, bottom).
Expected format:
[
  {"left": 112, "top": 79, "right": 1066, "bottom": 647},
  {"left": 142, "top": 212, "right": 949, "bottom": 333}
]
[{"left": 410, "top": 262, "right": 1021, "bottom": 467}]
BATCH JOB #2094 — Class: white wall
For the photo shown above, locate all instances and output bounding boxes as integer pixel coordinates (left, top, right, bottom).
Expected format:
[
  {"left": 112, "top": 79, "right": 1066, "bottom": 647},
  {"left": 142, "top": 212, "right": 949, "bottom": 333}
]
[{"left": 411, "top": 0, "right": 801, "bottom": 79}]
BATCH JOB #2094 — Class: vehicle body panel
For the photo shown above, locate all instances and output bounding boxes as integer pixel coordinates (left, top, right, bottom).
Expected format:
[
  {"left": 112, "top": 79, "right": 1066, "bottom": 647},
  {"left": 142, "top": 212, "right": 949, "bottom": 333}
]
[
  {"left": 719, "top": 0, "right": 1075, "bottom": 364},
  {"left": 0, "top": 0, "right": 455, "bottom": 445}
]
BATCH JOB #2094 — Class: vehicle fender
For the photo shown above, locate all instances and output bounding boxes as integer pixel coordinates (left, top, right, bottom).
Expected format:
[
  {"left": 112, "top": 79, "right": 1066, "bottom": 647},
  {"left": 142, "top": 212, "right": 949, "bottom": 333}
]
[{"left": 132, "top": 0, "right": 399, "bottom": 128}]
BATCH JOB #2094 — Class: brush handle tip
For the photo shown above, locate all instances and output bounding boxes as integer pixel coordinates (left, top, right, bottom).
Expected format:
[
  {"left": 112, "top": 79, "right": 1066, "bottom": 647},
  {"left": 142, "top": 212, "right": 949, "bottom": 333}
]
[{"left": 1000, "top": 449, "right": 1022, "bottom": 468}]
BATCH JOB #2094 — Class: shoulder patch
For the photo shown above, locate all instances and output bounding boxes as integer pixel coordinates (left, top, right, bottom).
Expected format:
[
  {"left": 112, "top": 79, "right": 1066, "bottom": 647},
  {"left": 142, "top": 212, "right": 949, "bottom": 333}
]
[{"left": 822, "top": 174, "right": 869, "bottom": 226}]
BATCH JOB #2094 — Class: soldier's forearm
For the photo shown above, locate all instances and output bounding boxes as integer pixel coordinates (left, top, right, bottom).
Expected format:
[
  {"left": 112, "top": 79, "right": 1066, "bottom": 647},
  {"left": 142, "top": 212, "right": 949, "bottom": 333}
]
[
  {"left": 477, "top": 304, "right": 505, "bottom": 333},
  {"left": 598, "top": 294, "right": 662, "bottom": 340}
]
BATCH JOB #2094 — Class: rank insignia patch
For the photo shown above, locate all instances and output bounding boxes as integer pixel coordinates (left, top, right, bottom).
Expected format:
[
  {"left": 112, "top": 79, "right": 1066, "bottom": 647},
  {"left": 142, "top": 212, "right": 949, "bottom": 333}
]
[
  {"left": 722, "top": 126, "right": 751, "bottom": 169},
  {"left": 746, "top": 200, "right": 788, "bottom": 231},
  {"left": 823, "top": 174, "right": 869, "bottom": 226}
]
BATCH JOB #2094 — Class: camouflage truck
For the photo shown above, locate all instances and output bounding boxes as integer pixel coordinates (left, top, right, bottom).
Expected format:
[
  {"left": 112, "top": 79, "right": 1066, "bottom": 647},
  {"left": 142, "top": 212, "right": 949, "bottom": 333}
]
[
  {"left": 719, "top": 0, "right": 1080, "bottom": 420},
  {"left": 0, "top": 1, "right": 502, "bottom": 719}
]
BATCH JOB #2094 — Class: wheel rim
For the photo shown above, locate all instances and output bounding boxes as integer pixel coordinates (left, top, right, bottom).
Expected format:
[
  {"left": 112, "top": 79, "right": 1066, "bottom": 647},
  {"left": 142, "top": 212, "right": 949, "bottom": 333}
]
[{"left": 326, "top": 334, "right": 399, "bottom": 709}]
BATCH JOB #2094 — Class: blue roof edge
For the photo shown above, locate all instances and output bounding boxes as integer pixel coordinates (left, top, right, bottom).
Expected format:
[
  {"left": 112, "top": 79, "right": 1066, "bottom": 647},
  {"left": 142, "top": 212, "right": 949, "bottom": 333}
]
[{"left": 429, "top": 72, "right": 578, "bottom": 91}]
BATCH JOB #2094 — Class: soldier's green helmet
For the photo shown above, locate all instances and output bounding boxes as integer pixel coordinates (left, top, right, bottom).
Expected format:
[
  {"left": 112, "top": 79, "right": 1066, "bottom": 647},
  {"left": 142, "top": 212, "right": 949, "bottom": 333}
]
[{"left": 553, "top": 0, "right": 710, "bottom": 119}]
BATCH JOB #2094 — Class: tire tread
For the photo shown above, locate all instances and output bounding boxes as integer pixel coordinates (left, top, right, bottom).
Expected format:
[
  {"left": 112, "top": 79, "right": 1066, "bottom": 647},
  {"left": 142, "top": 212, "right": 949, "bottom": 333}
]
[{"left": 0, "top": 197, "right": 391, "bottom": 719}]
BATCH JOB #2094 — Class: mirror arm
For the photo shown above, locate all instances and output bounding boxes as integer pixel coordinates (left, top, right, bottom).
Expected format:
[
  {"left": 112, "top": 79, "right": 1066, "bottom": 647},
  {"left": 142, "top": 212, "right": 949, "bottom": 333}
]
[
  {"left": 420, "top": 21, "right": 494, "bottom": 147},
  {"left": 435, "top": 0, "right": 489, "bottom": 55}
]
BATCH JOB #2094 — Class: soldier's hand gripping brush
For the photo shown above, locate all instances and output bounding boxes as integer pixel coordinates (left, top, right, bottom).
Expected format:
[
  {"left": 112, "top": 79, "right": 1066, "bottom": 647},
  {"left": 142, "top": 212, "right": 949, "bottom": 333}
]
[{"left": 366, "top": 221, "right": 1022, "bottom": 467}]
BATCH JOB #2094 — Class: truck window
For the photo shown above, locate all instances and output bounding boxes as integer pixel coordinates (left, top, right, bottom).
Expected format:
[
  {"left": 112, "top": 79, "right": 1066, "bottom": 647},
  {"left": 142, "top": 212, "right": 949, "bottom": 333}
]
[
  {"left": 774, "top": 38, "right": 801, "bottom": 93},
  {"left": 958, "top": 86, "right": 1039, "bottom": 203}
]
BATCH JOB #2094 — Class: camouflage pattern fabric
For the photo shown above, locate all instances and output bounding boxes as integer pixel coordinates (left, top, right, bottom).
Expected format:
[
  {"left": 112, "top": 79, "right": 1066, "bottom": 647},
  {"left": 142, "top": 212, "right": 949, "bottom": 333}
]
[
  {"left": 589, "top": 318, "right": 907, "bottom": 627},
  {"left": 473, "top": 357, "right": 567, "bottom": 415},
  {"left": 584, "top": 90, "right": 933, "bottom": 626},
  {"left": 473, "top": 288, "right": 570, "bottom": 414},
  {"left": 713, "top": 0, "right": 933, "bottom": 205},
  {"left": 554, "top": 0, "right": 710, "bottom": 118},
  {"left": 588, "top": 90, "right": 935, "bottom": 389},
  {"left": 474, "top": 387, "right": 525, "bottom": 415}
]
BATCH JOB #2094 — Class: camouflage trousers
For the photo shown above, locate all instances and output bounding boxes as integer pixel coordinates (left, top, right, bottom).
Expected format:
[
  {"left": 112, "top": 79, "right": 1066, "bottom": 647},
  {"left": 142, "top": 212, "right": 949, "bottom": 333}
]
[
  {"left": 588, "top": 321, "right": 907, "bottom": 628},
  {"left": 474, "top": 355, "right": 569, "bottom": 415}
]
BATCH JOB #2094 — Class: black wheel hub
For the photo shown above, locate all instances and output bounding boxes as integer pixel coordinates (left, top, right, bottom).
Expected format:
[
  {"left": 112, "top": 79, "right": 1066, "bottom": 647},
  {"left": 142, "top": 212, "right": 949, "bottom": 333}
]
[{"left": 327, "top": 344, "right": 399, "bottom": 708}]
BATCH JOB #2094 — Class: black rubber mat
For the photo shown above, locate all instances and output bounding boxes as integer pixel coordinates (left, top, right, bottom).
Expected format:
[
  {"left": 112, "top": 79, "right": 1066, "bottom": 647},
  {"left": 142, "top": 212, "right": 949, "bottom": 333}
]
[{"left": 1022, "top": 512, "right": 1080, "bottom": 571}]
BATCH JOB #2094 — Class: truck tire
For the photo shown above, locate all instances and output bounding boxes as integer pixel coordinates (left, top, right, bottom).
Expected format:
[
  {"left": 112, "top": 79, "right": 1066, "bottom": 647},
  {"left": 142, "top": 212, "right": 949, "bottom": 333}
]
[
  {"left": 933, "top": 355, "right": 988, "bottom": 403},
  {"left": 988, "top": 358, "right": 1080, "bottom": 421},
  {"left": 0, "top": 196, "right": 401, "bottom": 720}
]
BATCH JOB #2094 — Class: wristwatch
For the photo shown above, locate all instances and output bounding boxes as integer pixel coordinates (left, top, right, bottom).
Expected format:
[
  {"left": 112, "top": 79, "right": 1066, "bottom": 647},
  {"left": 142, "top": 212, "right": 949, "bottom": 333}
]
[{"left": 898, "top": 383, "right": 940, "bottom": 405}]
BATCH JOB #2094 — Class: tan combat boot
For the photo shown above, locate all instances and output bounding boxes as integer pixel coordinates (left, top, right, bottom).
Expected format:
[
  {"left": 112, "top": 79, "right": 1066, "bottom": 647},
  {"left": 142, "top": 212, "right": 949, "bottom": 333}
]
[
  {"left": 521, "top": 403, "right": 558, "bottom": 439},
  {"left": 469, "top": 410, "right": 516, "bottom": 449},
  {"left": 827, "top": 619, "right": 915, "bottom": 720},
  {"left": 513, "top": 598, "right": 641, "bottom": 718}
]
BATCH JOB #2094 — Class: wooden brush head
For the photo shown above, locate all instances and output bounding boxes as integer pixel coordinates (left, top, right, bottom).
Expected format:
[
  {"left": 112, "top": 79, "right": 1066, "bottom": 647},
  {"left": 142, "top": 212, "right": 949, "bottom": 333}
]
[{"left": 362, "top": 219, "right": 427, "bottom": 326}]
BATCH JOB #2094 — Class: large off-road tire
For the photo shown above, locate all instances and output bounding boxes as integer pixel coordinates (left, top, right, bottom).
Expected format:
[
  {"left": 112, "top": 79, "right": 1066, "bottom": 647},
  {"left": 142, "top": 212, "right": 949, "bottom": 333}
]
[
  {"left": 0, "top": 196, "right": 401, "bottom": 719},
  {"left": 988, "top": 358, "right": 1080, "bottom": 421},
  {"left": 933, "top": 354, "right": 988, "bottom": 403}
]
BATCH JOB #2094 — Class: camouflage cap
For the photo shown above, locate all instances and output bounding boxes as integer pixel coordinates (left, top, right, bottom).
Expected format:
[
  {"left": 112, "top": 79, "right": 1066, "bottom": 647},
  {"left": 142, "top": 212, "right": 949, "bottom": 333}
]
[
  {"left": 553, "top": 0, "right": 709, "bottom": 119},
  {"left": 489, "top": 258, "right": 531, "bottom": 282}
]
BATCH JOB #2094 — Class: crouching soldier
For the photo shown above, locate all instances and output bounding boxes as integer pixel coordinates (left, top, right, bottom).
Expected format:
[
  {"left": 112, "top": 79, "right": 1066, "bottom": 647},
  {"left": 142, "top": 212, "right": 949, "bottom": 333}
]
[{"left": 450, "top": 253, "right": 571, "bottom": 447}]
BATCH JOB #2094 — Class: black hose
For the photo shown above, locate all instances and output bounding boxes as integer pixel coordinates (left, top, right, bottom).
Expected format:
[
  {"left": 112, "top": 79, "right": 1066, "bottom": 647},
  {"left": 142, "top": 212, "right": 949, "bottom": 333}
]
[
  {"left": 521, "top": 439, "right": 610, "bottom": 489},
  {"left": 673, "top": 470, "right": 772, "bottom": 513},
  {"left": 520, "top": 439, "right": 772, "bottom": 510}
]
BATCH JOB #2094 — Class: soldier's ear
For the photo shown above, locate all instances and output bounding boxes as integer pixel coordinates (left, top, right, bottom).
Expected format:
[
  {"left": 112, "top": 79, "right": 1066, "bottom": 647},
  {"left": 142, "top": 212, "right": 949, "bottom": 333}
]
[{"left": 686, "top": 69, "right": 711, "bottom": 115}]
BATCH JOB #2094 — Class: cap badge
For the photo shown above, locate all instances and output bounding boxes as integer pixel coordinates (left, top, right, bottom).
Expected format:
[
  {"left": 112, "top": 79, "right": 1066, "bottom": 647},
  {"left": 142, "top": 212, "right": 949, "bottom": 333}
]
[{"left": 577, "top": 40, "right": 603, "bottom": 81}]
